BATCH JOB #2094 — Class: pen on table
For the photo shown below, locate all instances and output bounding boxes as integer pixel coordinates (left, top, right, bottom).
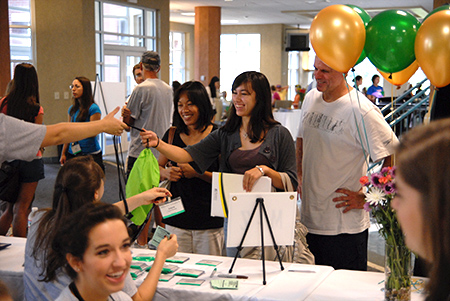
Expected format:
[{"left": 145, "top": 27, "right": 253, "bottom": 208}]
[
  {"left": 210, "top": 268, "right": 217, "bottom": 278},
  {"left": 217, "top": 273, "right": 248, "bottom": 279}
]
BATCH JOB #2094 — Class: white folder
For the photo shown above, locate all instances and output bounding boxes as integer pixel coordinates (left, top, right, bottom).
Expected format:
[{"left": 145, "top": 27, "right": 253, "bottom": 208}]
[{"left": 211, "top": 172, "right": 272, "bottom": 217}]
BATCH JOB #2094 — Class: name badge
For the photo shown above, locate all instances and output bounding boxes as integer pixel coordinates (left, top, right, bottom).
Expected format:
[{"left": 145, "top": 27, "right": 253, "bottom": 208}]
[
  {"left": 159, "top": 196, "right": 185, "bottom": 218},
  {"left": 71, "top": 142, "right": 82, "bottom": 154}
]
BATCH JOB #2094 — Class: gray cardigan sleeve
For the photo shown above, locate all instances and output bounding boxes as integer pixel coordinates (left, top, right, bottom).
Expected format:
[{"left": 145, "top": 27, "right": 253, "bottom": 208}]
[{"left": 185, "top": 129, "right": 222, "bottom": 174}]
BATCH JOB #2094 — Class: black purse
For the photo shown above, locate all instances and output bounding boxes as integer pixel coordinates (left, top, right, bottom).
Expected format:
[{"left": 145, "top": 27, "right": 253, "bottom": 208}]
[{"left": 0, "top": 161, "right": 20, "bottom": 203}]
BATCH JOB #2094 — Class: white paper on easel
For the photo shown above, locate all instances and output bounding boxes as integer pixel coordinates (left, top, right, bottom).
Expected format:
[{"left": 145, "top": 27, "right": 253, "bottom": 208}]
[
  {"left": 227, "top": 192, "right": 297, "bottom": 247},
  {"left": 211, "top": 172, "right": 272, "bottom": 218}
]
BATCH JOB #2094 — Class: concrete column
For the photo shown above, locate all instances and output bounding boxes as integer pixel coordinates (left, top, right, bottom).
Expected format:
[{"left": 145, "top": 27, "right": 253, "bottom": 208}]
[
  {"left": 0, "top": 0, "right": 11, "bottom": 94},
  {"left": 194, "top": 6, "right": 221, "bottom": 86}
]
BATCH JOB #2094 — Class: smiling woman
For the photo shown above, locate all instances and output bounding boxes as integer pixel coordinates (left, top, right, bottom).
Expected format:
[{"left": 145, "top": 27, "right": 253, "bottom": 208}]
[
  {"left": 140, "top": 71, "right": 302, "bottom": 260},
  {"left": 158, "top": 81, "right": 223, "bottom": 256},
  {"left": 51, "top": 202, "right": 132, "bottom": 301}
]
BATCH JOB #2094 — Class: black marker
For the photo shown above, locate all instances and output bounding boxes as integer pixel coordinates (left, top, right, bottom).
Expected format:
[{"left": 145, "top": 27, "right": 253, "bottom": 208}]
[{"left": 126, "top": 123, "right": 145, "bottom": 132}]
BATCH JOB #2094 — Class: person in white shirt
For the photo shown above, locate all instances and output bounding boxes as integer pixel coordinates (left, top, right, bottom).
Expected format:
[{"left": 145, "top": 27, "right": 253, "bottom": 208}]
[{"left": 296, "top": 56, "right": 398, "bottom": 270}]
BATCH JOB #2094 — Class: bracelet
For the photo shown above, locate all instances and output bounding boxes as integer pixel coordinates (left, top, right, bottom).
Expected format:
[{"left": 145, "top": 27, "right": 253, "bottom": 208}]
[
  {"left": 256, "top": 165, "right": 264, "bottom": 176},
  {"left": 154, "top": 136, "right": 160, "bottom": 148}
]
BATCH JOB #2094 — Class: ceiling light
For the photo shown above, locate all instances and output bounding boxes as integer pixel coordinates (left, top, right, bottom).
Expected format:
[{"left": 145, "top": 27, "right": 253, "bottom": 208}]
[
  {"left": 181, "top": 12, "right": 195, "bottom": 16},
  {"left": 221, "top": 20, "right": 239, "bottom": 24}
]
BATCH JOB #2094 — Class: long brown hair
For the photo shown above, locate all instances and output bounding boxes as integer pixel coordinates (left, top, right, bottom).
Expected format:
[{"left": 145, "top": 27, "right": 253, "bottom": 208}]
[
  {"left": 396, "top": 119, "right": 450, "bottom": 300},
  {"left": 0, "top": 63, "right": 40, "bottom": 122},
  {"left": 69, "top": 76, "right": 94, "bottom": 122}
]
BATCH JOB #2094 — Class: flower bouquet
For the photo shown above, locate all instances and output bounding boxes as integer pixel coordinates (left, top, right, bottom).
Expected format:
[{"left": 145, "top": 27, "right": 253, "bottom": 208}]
[
  {"left": 294, "top": 85, "right": 306, "bottom": 108},
  {"left": 360, "top": 166, "right": 412, "bottom": 301}
]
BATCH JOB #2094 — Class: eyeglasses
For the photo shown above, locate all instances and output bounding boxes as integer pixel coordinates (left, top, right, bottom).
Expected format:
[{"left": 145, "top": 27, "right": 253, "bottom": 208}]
[{"left": 69, "top": 84, "right": 81, "bottom": 89}]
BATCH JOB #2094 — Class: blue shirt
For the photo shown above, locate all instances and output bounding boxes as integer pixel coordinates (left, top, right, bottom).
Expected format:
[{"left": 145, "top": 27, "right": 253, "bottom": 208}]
[
  {"left": 367, "top": 85, "right": 384, "bottom": 98},
  {"left": 67, "top": 103, "right": 101, "bottom": 154}
]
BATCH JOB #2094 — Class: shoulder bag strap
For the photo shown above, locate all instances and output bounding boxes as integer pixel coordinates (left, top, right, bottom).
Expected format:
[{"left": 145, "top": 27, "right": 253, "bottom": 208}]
[{"left": 168, "top": 126, "right": 176, "bottom": 145}]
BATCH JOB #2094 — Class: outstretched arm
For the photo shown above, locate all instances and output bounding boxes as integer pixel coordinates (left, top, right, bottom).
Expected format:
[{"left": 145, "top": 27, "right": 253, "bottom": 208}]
[
  {"left": 42, "top": 107, "right": 127, "bottom": 147},
  {"left": 140, "top": 129, "right": 193, "bottom": 163},
  {"left": 113, "top": 187, "right": 171, "bottom": 214}
]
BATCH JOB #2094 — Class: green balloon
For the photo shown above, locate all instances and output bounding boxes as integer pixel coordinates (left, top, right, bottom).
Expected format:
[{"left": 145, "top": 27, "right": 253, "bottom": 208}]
[
  {"left": 365, "top": 10, "right": 420, "bottom": 73},
  {"left": 423, "top": 5, "right": 450, "bottom": 22},
  {"left": 355, "top": 49, "right": 367, "bottom": 66},
  {"left": 346, "top": 5, "right": 371, "bottom": 66},
  {"left": 346, "top": 4, "right": 371, "bottom": 26}
]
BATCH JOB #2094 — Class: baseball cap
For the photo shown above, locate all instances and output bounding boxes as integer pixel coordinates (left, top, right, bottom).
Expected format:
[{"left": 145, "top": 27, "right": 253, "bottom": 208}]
[{"left": 141, "top": 51, "right": 160, "bottom": 67}]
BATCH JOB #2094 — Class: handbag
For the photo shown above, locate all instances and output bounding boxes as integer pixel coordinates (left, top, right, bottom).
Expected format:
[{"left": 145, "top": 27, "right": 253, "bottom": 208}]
[
  {"left": 0, "top": 161, "right": 20, "bottom": 203},
  {"left": 279, "top": 172, "right": 315, "bottom": 264}
]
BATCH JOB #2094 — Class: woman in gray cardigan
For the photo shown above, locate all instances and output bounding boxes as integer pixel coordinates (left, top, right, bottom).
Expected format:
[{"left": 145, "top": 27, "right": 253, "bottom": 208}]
[
  {"left": 141, "top": 71, "right": 298, "bottom": 258},
  {"left": 141, "top": 71, "right": 297, "bottom": 191}
]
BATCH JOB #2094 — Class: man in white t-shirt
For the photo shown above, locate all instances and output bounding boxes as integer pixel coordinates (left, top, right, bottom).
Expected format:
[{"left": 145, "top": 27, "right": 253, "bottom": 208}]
[
  {"left": 296, "top": 56, "right": 398, "bottom": 271},
  {"left": 122, "top": 51, "right": 173, "bottom": 175}
]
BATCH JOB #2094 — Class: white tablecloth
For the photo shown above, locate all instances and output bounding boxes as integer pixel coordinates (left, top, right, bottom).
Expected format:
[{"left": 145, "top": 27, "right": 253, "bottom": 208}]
[
  {"left": 273, "top": 109, "right": 302, "bottom": 140},
  {"left": 305, "top": 269, "right": 426, "bottom": 301},
  {"left": 0, "top": 236, "right": 26, "bottom": 301},
  {"left": 133, "top": 249, "right": 333, "bottom": 301},
  {"left": 0, "top": 235, "right": 428, "bottom": 301}
]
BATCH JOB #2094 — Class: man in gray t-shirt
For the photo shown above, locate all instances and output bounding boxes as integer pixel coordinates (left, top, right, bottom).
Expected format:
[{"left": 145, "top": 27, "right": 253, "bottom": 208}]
[{"left": 123, "top": 51, "right": 173, "bottom": 174}]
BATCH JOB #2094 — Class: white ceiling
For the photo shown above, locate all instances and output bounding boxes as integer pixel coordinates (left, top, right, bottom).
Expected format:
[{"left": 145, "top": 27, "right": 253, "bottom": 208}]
[{"left": 170, "top": 0, "right": 434, "bottom": 26}]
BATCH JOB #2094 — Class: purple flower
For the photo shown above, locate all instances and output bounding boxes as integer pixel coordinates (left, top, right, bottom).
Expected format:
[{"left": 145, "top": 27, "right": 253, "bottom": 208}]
[
  {"left": 371, "top": 173, "right": 383, "bottom": 188},
  {"left": 381, "top": 167, "right": 391, "bottom": 174},
  {"left": 390, "top": 166, "right": 396, "bottom": 177},
  {"left": 363, "top": 202, "right": 372, "bottom": 212},
  {"left": 384, "top": 182, "right": 396, "bottom": 195}
]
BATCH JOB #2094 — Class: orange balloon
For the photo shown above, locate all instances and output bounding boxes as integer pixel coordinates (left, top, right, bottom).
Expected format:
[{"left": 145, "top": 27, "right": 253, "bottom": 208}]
[
  {"left": 310, "top": 5, "right": 365, "bottom": 73},
  {"left": 378, "top": 61, "right": 419, "bottom": 86},
  {"left": 415, "top": 10, "right": 450, "bottom": 87}
]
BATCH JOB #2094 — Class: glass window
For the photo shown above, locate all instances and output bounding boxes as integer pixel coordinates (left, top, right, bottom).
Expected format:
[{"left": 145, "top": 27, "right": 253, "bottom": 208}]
[
  {"left": 95, "top": 0, "right": 156, "bottom": 81},
  {"left": 169, "top": 31, "right": 185, "bottom": 84},
  {"left": 8, "top": 0, "right": 33, "bottom": 75},
  {"left": 220, "top": 34, "right": 261, "bottom": 94},
  {"left": 288, "top": 51, "right": 300, "bottom": 100}
]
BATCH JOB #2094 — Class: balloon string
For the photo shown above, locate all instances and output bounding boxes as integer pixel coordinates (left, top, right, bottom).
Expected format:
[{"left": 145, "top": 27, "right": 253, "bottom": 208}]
[{"left": 346, "top": 72, "right": 372, "bottom": 174}]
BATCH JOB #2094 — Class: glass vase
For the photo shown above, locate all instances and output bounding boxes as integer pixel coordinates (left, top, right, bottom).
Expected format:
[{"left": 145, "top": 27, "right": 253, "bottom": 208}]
[{"left": 384, "top": 243, "right": 412, "bottom": 301}]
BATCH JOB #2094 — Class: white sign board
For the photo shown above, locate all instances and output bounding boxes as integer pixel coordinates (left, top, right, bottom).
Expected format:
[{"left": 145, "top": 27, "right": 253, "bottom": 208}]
[
  {"left": 227, "top": 192, "right": 297, "bottom": 248},
  {"left": 91, "top": 81, "right": 126, "bottom": 116}
]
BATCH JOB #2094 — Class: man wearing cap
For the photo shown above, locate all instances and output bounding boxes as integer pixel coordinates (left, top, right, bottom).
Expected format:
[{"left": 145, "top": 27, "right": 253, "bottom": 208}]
[
  {"left": 296, "top": 56, "right": 397, "bottom": 271},
  {"left": 123, "top": 51, "right": 173, "bottom": 174}
]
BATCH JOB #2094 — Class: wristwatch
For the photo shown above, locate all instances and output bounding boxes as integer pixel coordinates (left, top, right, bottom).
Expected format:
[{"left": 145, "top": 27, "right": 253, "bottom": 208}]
[{"left": 255, "top": 165, "right": 265, "bottom": 176}]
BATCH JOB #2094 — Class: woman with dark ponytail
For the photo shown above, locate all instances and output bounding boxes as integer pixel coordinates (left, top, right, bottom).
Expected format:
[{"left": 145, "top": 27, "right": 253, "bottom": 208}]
[{"left": 24, "top": 156, "right": 175, "bottom": 301}]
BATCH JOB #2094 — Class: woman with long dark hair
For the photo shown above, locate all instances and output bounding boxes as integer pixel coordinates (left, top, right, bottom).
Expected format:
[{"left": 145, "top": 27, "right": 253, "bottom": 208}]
[
  {"left": 60, "top": 76, "right": 105, "bottom": 170},
  {"left": 140, "top": 71, "right": 298, "bottom": 258},
  {"left": 158, "top": 81, "right": 223, "bottom": 255},
  {"left": 392, "top": 119, "right": 450, "bottom": 300},
  {"left": 206, "top": 76, "right": 220, "bottom": 100},
  {"left": 49, "top": 202, "right": 177, "bottom": 301},
  {"left": 0, "top": 63, "right": 45, "bottom": 237}
]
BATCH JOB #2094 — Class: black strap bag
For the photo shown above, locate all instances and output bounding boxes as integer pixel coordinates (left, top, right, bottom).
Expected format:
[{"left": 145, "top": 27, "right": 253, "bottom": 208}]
[{"left": 0, "top": 161, "right": 20, "bottom": 203}]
